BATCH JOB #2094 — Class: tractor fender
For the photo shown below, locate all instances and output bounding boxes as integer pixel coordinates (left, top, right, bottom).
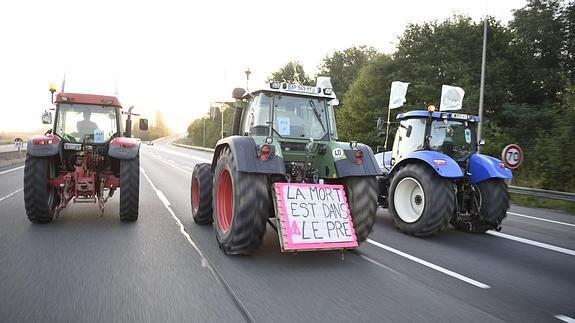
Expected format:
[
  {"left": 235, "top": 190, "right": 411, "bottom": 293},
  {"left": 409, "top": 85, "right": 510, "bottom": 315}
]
[
  {"left": 374, "top": 151, "right": 393, "bottom": 174},
  {"left": 108, "top": 137, "right": 140, "bottom": 160},
  {"left": 335, "top": 144, "right": 381, "bottom": 177},
  {"left": 393, "top": 151, "right": 464, "bottom": 178},
  {"left": 27, "top": 134, "right": 61, "bottom": 157},
  {"left": 212, "top": 136, "right": 286, "bottom": 175},
  {"left": 469, "top": 153, "right": 512, "bottom": 184}
]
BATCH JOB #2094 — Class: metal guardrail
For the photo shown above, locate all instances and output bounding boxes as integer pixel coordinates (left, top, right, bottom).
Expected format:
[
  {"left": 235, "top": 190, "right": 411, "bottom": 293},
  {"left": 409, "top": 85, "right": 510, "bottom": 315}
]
[
  {"left": 172, "top": 142, "right": 575, "bottom": 202},
  {"left": 509, "top": 185, "right": 575, "bottom": 202}
]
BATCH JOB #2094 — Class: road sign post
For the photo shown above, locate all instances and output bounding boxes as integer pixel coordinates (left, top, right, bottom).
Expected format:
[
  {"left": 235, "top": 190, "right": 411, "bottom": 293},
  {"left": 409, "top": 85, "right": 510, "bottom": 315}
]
[{"left": 502, "top": 144, "right": 524, "bottom": 169}]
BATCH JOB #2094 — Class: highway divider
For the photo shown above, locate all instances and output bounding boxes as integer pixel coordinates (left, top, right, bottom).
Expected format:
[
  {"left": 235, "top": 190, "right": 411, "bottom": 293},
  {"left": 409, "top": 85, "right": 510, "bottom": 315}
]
[
  {"left": 509, "top": 185, "right": 575, "bottom": 202},
  {"left": 0, "top": 150, "right": 26, "bottom": 168},
  {"left": 172, "top": 142, "right": 215, "bottom": 153}
]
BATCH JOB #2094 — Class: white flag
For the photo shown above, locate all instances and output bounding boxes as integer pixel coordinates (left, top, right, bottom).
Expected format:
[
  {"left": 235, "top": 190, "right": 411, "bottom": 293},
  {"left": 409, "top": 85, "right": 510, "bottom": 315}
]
[
  {"left": 388, "top": 81, "right": 410, "bottom": 109},
  {"left": 440, "top": 85, "right": 465, "bottom": 111}
]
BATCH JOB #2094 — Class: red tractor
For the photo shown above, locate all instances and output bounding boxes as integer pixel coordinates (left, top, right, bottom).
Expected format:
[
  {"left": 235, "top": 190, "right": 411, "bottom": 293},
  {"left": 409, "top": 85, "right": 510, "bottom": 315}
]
[{"left": 23, "top": 84, "right": 148, "bottom": 223}]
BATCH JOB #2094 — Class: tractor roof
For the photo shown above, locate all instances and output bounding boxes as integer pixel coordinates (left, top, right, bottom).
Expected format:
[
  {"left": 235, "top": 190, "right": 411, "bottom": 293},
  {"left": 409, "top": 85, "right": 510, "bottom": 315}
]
[
  {"left": 397, "top": 110, "right": 480, "bottom": 123},
  {"left": 248, "top": 81, "right": 337, "bottom": 101},
  {"left": 55, "top": 92, "right": 122, "bottom": 107}
]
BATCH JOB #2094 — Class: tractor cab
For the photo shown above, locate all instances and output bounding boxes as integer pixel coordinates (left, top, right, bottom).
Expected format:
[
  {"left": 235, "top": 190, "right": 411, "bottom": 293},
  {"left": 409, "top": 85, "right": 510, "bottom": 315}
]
[
  {"left": 374, "top": 82, "right": 513, "bottom": 237},
  {"left": 54, "top": 96, "right": 123, "bottom": 144},
  {"left": 238, "top": 81, "right": 339, "bottom": 143},
  {"left": 391, "top": 109, "right": 480, "bottom": 166},
  {"left": 231, "top": 79, "right": 342, "bottom": 167}
]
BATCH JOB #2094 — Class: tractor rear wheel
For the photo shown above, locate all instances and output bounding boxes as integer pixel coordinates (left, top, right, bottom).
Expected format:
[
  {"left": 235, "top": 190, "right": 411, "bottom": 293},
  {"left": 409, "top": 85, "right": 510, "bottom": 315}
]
[
  {"left": 191, "top": 163, "right": 213, "bottom": 224},
  {"left": 342, "top": 176, "right": 378, "bottom": 244},
  {"left": 213, "top": 147, "right": 269, "bottom": 255},
  {"left": 389, "top": 164, "right": 454, "bottom": 237},
  {"left": 451, "top": 179, "right": 509, "bottom": 233},
  {"left": 23, "top": 156, "right": 58, "bottom": 223},
  {"left": 120, "top": 156, "right": 139, "bottom": 222}
]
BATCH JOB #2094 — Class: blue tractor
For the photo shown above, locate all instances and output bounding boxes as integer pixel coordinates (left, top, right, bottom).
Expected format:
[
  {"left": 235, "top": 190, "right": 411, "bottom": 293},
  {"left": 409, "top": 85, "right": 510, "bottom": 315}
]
[{"left": 375, "top": 106, "right": 512, "bottom": 236}]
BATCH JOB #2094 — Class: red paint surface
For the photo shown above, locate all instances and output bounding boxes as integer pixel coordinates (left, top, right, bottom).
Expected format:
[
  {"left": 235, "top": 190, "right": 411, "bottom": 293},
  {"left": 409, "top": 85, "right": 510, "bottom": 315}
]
[{"left": 56, "top": 92, "right": 122, "bottom": 107}]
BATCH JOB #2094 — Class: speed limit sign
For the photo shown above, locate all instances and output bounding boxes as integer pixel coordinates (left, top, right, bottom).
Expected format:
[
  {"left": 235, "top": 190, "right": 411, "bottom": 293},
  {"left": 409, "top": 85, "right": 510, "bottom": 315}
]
[{"left": 502, "top": 144, "right": 523, "bottom": 169}]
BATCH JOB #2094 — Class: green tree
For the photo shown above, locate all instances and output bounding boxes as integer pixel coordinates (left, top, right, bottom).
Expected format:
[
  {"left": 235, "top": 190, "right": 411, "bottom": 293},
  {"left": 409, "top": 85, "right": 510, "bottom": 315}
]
[
  {"left": 530, "top": 86, "right": 575, "bottom": 191},
  {"left": 317, "top": 46, "right": 380, "bottom": 99},
  {"left": 509, "top": 0, "right": 567, "bottom": 103},
  {"left": 336, "top": 55, "right": 399, "bottom": 147},
  {"left": 393, "top": 16, "right": 517, "bottom": 118},
  {"left": 185, "top": 105, "right": 235, "bottom": 148},
  {"left": 562, "top": 2, "right": 575, "bottom": 84},
  {"left": 266, "top": 61, "right": 313, "bottom": 85}
]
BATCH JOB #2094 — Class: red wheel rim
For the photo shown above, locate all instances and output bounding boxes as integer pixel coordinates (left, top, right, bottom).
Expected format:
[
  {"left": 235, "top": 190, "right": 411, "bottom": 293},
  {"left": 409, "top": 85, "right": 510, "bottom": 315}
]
[
  {"left": 192, "top": 177, "right": 200, "bottom": 211},
  {"left": 217, "top": 169, "right": 233, "bottom": 233}
]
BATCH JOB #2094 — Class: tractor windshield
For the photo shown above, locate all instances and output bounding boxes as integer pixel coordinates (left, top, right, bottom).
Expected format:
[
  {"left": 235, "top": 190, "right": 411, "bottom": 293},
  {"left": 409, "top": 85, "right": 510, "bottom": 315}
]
[
  {"left": 429, "top": 120, "right": 476, "bottom": 160},
  {"left": 55, "top": 104, "right": 120, "bottom": 143},
  {"left": 272, "top": 94, "right": 329, "bottom": 140}
]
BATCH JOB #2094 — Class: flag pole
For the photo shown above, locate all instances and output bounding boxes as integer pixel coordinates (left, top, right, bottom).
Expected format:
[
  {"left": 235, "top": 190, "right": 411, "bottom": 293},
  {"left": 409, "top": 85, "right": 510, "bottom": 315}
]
[{"left": 383, "top": 106, "right": 392, "bottom": 150}]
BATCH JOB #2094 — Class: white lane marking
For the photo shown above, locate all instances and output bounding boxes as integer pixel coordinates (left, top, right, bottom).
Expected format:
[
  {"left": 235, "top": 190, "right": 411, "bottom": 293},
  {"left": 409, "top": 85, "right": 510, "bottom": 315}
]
[
  {"left": 140, "top": 166, "right": 255, "bottom": 322},
  {"left": 508, "top": 211, "right": 575, "bottom": 228},
  {"left": 555, "top": 315, "right": 575, "bottom": 323},
  {"left": 367, "top": 239, "right": 490, "bottom": 289},
  {"left": 0, "top": 165, "right": 24, "bottom": 175},
  {"left": 0, "top": 188, "right": 22, "bottom": 202},
  {"left": 140, "top": 167, "right": 204, "bottom": 256},
  {"left": 354, "top": 251, "right": 401, "bottom": 275},
  {"left": 149, "top": 154, "right": 193, "bottom": 175},
  {"left": 487, "top": 231, "right": 575, "bottom": 257}
]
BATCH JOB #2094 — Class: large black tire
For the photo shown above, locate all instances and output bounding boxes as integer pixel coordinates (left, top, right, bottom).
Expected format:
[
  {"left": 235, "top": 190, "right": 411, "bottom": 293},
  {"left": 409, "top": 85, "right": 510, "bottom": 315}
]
[
  {"left": 23, "top": 156, "right": 58, "bottom": 223},
  {"left": 342, "top": 176, "right": 378, "bottom": 244},
  {"left": 389, "top": 164, "right": 454, "bottom": 237},
  {"left": 191, "top": 163, "right": 213, "bottom": 224},
  {"left": 212, "top": 147, "right": 270, "bottom": 255},
  {"left": 451, "top": 179, "right": 509, "bottom": 233},
  {"left": 120, "top": 156, "right": 139, "bottom": 222}
]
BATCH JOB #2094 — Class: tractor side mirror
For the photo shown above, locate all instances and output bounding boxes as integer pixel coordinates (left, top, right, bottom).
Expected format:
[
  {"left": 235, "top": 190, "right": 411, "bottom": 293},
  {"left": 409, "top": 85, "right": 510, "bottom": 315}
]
[
  {"left": 139, "top": 118, "right": 149, "bottom": 131},
  {"left": 232, "top": 88, "right": 247, "bottom": 100},
  {"left": 42, "top": 111, "right": 52, "bottom": 124},
  {"left": 405, "top": 125, "right": 413, "bottom": 138},
  {"left": 376, "top": 146, "right": 385, "bottom": 153},
  {"left": 478, "top": 139, "right": 486, "bottom": 146},
  {"left": 376, "top": 117, "right": 384, "bottom": 131}
]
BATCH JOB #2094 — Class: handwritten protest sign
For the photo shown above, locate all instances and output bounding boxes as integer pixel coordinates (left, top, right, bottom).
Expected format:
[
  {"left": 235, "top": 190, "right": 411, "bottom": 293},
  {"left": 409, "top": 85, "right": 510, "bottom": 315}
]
[{"left": 274, "top": 183, "right": 358, "bottom": 251}]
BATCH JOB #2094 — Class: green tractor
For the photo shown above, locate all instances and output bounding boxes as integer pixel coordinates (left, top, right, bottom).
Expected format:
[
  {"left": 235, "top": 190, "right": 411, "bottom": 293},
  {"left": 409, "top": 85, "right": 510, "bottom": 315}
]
[{"left": 191, "top": 78, "right": 380, "bottom": 255}]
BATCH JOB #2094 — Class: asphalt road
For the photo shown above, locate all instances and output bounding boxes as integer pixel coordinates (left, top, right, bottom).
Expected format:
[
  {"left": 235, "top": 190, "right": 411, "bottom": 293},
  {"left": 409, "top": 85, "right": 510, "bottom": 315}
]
[{"left": 1, "top": 137, "right": 574, "bottom": 322}]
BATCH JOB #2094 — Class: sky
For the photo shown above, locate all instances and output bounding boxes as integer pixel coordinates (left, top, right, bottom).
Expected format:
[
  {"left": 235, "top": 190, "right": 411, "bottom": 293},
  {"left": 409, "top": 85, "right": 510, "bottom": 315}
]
[{"left": 0, "top": 0, "right": 525, "bottom": 133}]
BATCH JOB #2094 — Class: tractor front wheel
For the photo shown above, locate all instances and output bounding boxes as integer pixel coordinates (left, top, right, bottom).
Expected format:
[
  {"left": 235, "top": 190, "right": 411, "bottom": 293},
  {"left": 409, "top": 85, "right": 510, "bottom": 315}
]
[
  {"left": 451, "top": 179, "right": 509, "bottom": 233},
  {"left": 342, "top": 176, "right": 378, "bottom": 244},
  {"left": 191, "top": 163, "right": 213, "bottom": 224},
  {"left": 23, "top": 156, "right": 58, "bottom": 223},
  {"left": 120, "top": 156, "right": 140, "bottom": 222},
  {"left": 389, "top": 164, "right": 454, "bottom": 237},
  {"left": 213, "top": 147, "right": 270, "bottom": 255}
]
